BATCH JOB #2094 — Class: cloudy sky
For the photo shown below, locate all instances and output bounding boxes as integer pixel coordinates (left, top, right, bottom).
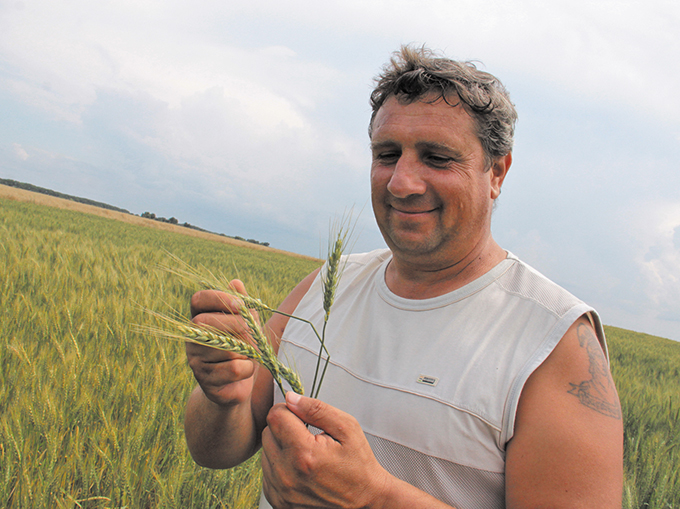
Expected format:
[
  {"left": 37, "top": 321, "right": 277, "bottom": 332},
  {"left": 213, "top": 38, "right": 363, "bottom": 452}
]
[{"left": 2, "top": 0, "right": 679, "bottom": 341}]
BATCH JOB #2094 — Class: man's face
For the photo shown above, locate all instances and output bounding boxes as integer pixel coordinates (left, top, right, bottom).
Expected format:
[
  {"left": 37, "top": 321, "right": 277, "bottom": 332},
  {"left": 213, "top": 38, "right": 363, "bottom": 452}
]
[{"left": 370, "top": 95, "right": 506, "bottom": 263}]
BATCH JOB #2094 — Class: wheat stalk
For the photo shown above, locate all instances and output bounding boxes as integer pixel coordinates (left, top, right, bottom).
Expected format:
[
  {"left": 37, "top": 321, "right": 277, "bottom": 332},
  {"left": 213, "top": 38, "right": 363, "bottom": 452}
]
[
  {"left": 143, "top": 310, "right": 304, "bottom": 396},
  {"left": 151, "top": 214, "right": 355, "bottom": 399},
  {"left": 308, "top": 220, "right": 353, "bottom": 398}
]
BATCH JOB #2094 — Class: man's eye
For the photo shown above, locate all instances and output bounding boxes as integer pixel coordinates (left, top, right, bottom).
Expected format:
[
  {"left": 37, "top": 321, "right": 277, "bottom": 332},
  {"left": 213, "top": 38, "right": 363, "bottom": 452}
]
[
  {"left": 426, "top": 155, "right": 452, "bottom": 166},
  {"left": 375, "top": 152, "right": 399, "bottom": 163}
]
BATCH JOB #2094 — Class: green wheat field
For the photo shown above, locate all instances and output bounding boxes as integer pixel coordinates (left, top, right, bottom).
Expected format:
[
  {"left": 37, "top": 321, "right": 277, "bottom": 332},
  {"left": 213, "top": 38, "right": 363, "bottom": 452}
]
[{"left": 1, "top": 197, "right": 679, "bottom": 508}]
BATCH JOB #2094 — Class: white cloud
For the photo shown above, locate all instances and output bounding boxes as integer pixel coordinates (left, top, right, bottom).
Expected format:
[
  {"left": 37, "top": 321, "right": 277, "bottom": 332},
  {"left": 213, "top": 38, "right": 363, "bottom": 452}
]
[
  {"left": 1, "top": 0, "right": 342, "bottom": 128},
  {"left": 1, "top": 0, "right": 679, "bottom": 340},
  {"left": 4, "top": 0, "right": 678, "bottom": 131},
  {"left": 277, "top": 0, "right": 680, "bottom": 125},
  {"left": 12, "top": 142, "right": 28, "bottom": 161},
  {"left": 635, "top": 201, "right": 680, "bottom": 322}
]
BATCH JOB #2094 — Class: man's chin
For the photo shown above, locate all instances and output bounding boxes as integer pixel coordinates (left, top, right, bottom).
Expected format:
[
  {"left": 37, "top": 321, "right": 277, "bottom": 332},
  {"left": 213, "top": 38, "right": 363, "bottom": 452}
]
[{"left": 384, "top": 234, "right": 440, "bottom": 257}]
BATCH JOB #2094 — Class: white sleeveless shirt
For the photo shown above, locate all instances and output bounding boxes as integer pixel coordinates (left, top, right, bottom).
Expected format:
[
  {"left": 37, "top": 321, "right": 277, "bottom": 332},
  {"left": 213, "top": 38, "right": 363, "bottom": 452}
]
[{"left": 259, "top": 249, "right": 606, "bottom": 509}]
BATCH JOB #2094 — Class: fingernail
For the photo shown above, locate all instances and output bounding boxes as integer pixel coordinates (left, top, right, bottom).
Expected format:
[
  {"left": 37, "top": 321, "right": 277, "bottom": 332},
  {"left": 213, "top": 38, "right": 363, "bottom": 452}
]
[{"left": 286, "top": 391, "right": 302, "bottom": 406}]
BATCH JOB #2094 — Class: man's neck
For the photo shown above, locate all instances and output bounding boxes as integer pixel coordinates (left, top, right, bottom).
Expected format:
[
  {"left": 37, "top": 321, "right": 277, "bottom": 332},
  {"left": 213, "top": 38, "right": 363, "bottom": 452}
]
[{"left": 384, "top": 238, "right": 507, "bottom": 300}]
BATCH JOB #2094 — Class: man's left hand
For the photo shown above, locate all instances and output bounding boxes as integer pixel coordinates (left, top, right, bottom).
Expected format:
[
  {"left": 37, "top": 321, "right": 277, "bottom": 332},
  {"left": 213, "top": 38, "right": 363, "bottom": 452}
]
[{"left": 261, "top": 391, "right": 389, "bottom": 509}]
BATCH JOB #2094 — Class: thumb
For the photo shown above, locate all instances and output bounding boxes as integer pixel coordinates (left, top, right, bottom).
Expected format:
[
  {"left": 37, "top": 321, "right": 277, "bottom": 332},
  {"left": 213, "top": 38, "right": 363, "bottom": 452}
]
[
  {"left": 229, "top": 279, "right": 248, "bottom": 296},
  {"left": 285, "top": 391, "right": 353, "bottom": 443}
]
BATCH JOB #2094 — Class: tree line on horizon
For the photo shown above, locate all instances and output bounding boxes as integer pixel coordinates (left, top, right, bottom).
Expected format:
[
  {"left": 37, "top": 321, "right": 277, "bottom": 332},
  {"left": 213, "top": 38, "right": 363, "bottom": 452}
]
[
  {"left": 1, "top": 177, "right": 270, "bottom": 247},
  {"left": 140, "top": 211, "right": 270, "bottom": 247}
]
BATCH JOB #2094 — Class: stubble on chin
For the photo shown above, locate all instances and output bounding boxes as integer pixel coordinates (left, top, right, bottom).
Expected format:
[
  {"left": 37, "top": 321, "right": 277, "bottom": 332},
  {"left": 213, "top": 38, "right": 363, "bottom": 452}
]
[{"left": 380, "top": 218, "right": 445, "bottom": 257}]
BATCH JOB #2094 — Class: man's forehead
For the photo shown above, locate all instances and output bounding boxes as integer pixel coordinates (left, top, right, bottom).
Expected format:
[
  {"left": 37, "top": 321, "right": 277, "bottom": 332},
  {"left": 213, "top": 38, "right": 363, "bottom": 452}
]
[{"left": 371, "top": 95, "right": 476, "bottom": 138}]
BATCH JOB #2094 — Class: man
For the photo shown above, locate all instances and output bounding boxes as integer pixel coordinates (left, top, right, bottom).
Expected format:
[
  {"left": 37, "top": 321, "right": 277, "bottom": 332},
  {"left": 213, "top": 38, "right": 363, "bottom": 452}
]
[{"left": 184, "top": 45, "right": 623, "bottom": 508}]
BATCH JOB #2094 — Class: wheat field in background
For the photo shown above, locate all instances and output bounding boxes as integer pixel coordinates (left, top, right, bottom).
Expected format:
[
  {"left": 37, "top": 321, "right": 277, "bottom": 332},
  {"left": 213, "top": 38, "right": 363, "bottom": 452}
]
[
  {"left": 1, "top": 196, "right": 679, "bottom": 508},
  {"left": 1, "top": 197, "right": 320, "bottom": 508}
]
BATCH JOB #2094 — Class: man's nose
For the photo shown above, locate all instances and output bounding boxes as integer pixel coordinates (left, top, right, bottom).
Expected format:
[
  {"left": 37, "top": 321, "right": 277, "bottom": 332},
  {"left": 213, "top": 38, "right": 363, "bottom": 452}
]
[{"left": 386, "top": 155, "right": 427, "bottom": 198}]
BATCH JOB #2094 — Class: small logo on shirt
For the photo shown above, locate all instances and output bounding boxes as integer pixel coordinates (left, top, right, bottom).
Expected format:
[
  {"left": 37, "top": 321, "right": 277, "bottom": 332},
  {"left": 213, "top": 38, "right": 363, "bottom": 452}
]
[{"left": 417, "top": 374, "right": 439, "bottom": 387}]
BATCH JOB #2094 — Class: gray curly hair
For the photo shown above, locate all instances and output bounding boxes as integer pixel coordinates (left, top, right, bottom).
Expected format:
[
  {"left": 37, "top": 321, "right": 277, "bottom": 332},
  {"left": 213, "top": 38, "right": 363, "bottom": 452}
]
[{"left": 369, "top": 45, "right": 517, "bottom": 165}]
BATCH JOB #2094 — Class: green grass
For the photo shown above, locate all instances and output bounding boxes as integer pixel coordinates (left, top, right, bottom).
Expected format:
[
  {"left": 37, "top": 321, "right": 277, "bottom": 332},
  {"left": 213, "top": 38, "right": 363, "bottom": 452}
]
[
  {"left": 0, "top": 198, "right": 320, "bottom": 508},
  {"left": 606, "top": 326, "right": 680, "bottom": 508},
  {"left": 1, "top": 197, "right": 679, "bottom": 508}
]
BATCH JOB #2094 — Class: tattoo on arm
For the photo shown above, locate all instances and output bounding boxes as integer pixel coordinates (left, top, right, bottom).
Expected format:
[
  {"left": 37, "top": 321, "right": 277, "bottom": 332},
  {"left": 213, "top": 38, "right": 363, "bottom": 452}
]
[{"left": 567, "top": 324, "right": 622, "bottom": 419}]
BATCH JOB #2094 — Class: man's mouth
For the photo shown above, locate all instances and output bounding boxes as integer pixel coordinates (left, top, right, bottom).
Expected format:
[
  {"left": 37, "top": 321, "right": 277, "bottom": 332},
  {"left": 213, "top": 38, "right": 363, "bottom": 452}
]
[{"left": 390, "top": 205, "right": 437, "bottom": 215}]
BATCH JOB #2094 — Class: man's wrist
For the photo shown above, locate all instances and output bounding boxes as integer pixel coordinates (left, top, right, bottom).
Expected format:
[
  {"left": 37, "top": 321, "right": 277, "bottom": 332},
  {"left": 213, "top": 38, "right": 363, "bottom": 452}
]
[
  {"left": 366, "top": 471, "right": 455, "bottom": 509},
  {"left": 365, "top": 468, "right": 392, "bottom": 509}
]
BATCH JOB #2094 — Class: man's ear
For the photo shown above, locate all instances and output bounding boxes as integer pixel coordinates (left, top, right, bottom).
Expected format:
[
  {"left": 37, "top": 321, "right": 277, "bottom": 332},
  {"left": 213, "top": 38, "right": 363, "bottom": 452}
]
[{"left": 490, "top": 152, "right": 512, "bottom": 200}]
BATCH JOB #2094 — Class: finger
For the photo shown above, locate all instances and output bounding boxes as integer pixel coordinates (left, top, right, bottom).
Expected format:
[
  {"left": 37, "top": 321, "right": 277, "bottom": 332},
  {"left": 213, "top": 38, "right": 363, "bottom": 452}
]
[
  {"left": 185, "top": 339, "right": 249, "bottom": 360},
  {"left": 266, "top": 401, "right": 312, "bottom": 441},
  {"left": 261, "top": 424, "right": 279, "bottom": 459},
  {"left": 191, "top": 311, "right": 251, "bottom": 337},
  {"left": 187, "top": 354, "right": 256, "bottom": 390},
  {"left": 186, "top": 336, "right": 250, "bottom": 362},
  {"left": 229, "top": 279, "right": 248, "bottom": 296},
  {"left": 284, "top": 392, "right": 356, "bottom": 444},
  {"left": 201, "top": 362, "right": 255, "bottom": 389},
  {"left": 198, "top": 365, "right": 256, "bottom": 407},
  {"left": 260, "top": 416, "right": 306, "bottom": 495},
  {"left": 190, "top": 289, "right": 243, "bottom": 317},
  {"left": 260, "top": 438, "right": 285, "bottom": 508},
  {"left": 188, "top": 357, "right": 256, "bottom": 385}
]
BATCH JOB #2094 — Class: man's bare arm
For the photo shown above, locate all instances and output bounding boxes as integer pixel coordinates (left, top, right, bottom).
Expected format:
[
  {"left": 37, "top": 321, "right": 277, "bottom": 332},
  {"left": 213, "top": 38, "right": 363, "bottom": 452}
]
[{"left": 505, "top": 315, "right": 623, "bottom": 508}]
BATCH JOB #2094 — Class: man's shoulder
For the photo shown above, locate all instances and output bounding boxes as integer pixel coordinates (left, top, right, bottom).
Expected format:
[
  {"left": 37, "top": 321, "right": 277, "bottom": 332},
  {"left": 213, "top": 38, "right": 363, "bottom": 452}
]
[
  {"left": 331, "top": 248, "right": 391, "bottom": 289},
  {"left": 498, "top": 253, "right": 587, "bottom": 318}
]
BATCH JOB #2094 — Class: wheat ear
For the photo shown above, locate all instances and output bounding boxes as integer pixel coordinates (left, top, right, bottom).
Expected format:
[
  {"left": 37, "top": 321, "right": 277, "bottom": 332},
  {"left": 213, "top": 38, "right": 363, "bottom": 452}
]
[
  {"left": 158, "top": 254, "right": 329, "bottom": 391},
  {"left": 143, "top": 311, "right": 304, "bottom": 396},
  {"left": 155, "top": 213, "right": 356, "bottom": 399},
  {"left": 309, "top": 218, "right": 353, "bottom": 399}
]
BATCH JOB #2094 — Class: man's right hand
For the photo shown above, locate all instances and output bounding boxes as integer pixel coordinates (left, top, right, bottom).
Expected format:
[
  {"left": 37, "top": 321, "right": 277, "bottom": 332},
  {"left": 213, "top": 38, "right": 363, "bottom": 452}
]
[
  {"left": 183, "top": 268, "right": 320, "bottom": 469},
  {"left": 186, "top": 281, "right": 259, "bottom": 408}
]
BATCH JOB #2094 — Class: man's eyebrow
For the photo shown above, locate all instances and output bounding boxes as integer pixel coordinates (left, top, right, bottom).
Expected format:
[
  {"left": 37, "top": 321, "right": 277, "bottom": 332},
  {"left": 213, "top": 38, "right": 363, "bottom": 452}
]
[
  {"left": 415, "top": 141, "right": 462, "bottom": 156},
  {"left": 370, "top": 140, "right": 399, "bottom": 151},
  {"left": 370, "top": 140, "right": 465, "bottom": 159}
]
